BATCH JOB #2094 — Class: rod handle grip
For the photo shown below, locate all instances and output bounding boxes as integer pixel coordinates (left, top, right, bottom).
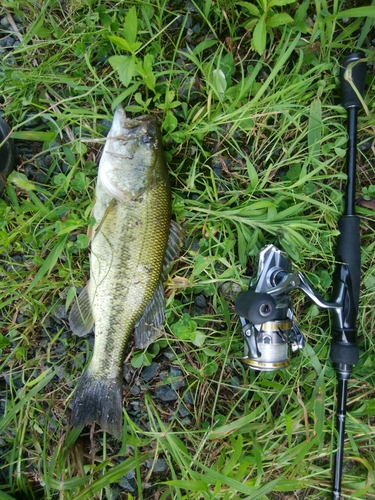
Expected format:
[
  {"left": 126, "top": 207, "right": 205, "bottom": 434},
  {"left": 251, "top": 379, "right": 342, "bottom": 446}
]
[
  {"left": 330, "top": 216, "right": 360, "bottom": 366},
  {"left": 336, "top": 215, "right": 360, "bottom": 308},
  {"left": 340, "top": 53, "right": 366, "bottom": 110}
]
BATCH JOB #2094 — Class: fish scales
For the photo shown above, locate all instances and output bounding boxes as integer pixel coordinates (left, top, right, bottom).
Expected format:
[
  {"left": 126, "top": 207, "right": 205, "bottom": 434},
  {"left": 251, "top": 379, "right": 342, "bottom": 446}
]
[
  {"left": 69, "top": 107, "right": 176, "bottom": 437},
  {"left": 90, "top": 183, "right": 170, "bottom": 377}
]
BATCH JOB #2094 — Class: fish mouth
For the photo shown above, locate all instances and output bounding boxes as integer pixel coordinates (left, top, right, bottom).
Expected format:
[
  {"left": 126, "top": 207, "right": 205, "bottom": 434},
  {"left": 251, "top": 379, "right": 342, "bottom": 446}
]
[{"left": 109, "top": 107, "right": 158, "bottom": 142}]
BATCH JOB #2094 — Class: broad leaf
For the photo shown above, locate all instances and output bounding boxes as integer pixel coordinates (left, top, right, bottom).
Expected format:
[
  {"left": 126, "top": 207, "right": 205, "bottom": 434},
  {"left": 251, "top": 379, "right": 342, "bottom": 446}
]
[
  {"left": 108, "top": 35, "right": 132, "bottom": 51},
  {"left": 162, "top": 110, "right": 178, "bottom": 133},
  {"left": 137, "top": 53, "right": 156, "bottom": 92},
  {"left": 108, "top": 35, "right": 142, "bottom": 53},
  {"left": 267, "top": 13, "right": 293, "bottom": 27},
  {"left": 268, "top": 0, "right": 296, "bottom": 7},
  {"left": 252, "top": 14, "right": 267, "bottom": 55},
  {"left": 108, "top": 55, "right": 136, "bottom": 87},
  {"left": 124, "top": 5, "right": 138, "bottom": 45},
  {"left": 237, "top": 1, "right": 261, "bottom": 17}
]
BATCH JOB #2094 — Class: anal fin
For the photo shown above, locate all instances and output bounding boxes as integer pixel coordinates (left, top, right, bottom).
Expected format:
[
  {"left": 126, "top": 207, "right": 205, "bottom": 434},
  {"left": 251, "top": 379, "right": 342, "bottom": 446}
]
[{"left": 69, "top": 282, "right": 94, "bottom": 337}]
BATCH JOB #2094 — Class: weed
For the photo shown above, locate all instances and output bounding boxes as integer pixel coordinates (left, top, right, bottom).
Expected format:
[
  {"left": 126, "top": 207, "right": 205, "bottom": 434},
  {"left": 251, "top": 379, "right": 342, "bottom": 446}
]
[{"left": 0, "top": 0, "right": 375, "bottom": 499}]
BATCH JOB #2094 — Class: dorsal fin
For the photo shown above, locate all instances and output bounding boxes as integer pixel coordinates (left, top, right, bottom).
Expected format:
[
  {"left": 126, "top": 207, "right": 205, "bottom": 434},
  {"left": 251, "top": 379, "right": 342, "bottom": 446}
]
[{"left": 161, "top": 220, "right": 182, "bottom": 279}]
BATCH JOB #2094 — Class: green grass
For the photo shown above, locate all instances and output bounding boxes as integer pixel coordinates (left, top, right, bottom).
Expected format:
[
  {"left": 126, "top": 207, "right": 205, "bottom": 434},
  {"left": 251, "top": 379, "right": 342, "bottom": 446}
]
[{"left": 1, "top": 0, "right": 375, "bottom": 499}]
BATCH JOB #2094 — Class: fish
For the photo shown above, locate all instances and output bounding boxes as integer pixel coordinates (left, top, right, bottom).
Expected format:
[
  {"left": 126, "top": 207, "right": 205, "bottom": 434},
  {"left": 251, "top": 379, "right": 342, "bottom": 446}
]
[{"left": 68, "top": 106, "right": 180, "bottom": 438}]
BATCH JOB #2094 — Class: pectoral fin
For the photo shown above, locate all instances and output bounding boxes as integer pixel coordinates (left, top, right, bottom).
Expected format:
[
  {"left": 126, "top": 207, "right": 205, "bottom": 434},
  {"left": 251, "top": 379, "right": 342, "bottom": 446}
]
[
  {"left": 92, "top": 198, "right": 117, "bottom": 240},
  {"left": 69, "top": 282, "right": 94, "bottom": 337}
]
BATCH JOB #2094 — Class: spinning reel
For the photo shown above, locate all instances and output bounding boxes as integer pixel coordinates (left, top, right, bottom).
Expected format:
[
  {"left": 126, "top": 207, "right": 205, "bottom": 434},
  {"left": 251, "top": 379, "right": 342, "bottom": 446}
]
[{"left": 235, "top": 244, "right": 340, "bottom": 371}]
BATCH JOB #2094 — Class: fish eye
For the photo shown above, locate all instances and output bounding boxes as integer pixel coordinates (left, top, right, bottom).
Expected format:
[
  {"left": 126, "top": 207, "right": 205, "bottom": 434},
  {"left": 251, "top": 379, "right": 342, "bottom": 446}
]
[{"left": 140, "top": 134, "right": 151, "bottom": 144}]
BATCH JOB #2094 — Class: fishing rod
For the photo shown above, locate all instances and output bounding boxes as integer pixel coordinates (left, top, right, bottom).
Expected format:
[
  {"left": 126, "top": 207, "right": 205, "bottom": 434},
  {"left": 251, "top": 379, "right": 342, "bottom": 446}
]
[
  {"left": 234, "top": 53, "right": 366, "bottom": 499},
  {"left": 331, "top": 52, "right": 366, "bottom": 499}
]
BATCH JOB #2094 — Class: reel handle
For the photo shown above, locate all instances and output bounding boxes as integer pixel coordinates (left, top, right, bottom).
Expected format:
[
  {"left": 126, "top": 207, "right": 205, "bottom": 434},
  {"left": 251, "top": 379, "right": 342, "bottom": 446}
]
[
  {"left": 340, "top": 53, "right": 366, "bottom": 110},
  {"left": 235, "top": 291, "right": 276, "bottom": 324}
]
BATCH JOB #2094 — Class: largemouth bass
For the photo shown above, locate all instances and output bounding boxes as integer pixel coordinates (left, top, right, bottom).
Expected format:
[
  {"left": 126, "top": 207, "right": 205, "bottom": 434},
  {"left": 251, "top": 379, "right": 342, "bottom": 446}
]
[{"left": 69, "top": 106, "right": 180, "bottom": 438}]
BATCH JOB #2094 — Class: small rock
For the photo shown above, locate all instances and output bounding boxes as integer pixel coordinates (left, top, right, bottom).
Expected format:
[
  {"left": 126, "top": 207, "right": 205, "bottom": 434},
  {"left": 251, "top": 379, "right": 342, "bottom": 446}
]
[
  {"left": 69, "top": 353, "right": 85, "bottom": 371},
  {"left": 118, "top": 477, "right": 136, "bottom": 492},
  {"left": 0, "top": 400, "right": 6, "bottom": 418},
  {"left": 162, "top": 349, "right": 176, "bottom": 360},
  {"left": 178, "top": 404, "right": 190, "bottom": 418},
  {"left": 229, "top": 376, "right": 242, "bottom": 393},
  {"left": 183, "top": 391, "right": 194, "bottom": 405},
  {"left": 98, "top": 120, "right": 112, "bottom": 137},
  {"left": 170, "top": 366, "right": 186, "bottom": 390},
  {"left": 127, "top": 400, "right": 140, "bottom": 417},
  {"left": 194, "top": 294, "right": 206, "bottom": 309},
  {"left": 219, "top": 281, "right": 242, "bottom": 301},
  {"left": 2, "top": 369, "right": 23, "bottom": 389},
  {"left": 179, "top": 416, "right": 192, "bottom": 425},
  {"left": 52, "top": 305, "right": 67, "bottom": 321},
  {"left": 124, "top": 469, "right": 135, "bottom": 479},
  {"left": 108, "top": 486, "right": 121, "bottom": 500},
  {"left": 170, "top": 367, "right": 183, "bottom": 377},
  {"left": 211, "top": 156, "right": 223, "bottom": 177},
  {"left": 35, "top": 172, "right": 47, "bottom": 183},
  {"left": 4, "top": 36, "right": 16, "bottom": 47},
  {"left": 55, "top": 364, "right": 67, "bottom": 380},
  {"left": 130, "top": 385, "right": 140, "bottom": 396},
  {"left": 123, "top": 364, "right": 135, "bottom": 384},
  {"left": 359, "top": 138, "right": 373, "bottom": 152},
  {"left": 141, "top": 362, "right": 159, "bottom": 382},
  {"left": 155, "top": 385, "right": 177, "bottom": 402},
  {"left": 192, "top": 23, "right": 200, "bottom": 34},
  {"left": 146, "top": 458, "right": 168, "bottom": 473}
]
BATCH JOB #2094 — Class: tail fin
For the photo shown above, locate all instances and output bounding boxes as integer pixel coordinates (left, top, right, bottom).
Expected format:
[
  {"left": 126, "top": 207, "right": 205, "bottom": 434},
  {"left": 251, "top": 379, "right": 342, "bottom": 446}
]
[{"left": 70, "top": 369, "right": 123, "bottom": 438}]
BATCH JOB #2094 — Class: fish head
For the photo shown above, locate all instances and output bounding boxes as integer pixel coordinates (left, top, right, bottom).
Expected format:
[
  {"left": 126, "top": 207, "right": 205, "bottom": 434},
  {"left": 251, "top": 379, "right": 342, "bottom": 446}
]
[{"left": 98, "top": 106, "right": 164, "bottom": 201}]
